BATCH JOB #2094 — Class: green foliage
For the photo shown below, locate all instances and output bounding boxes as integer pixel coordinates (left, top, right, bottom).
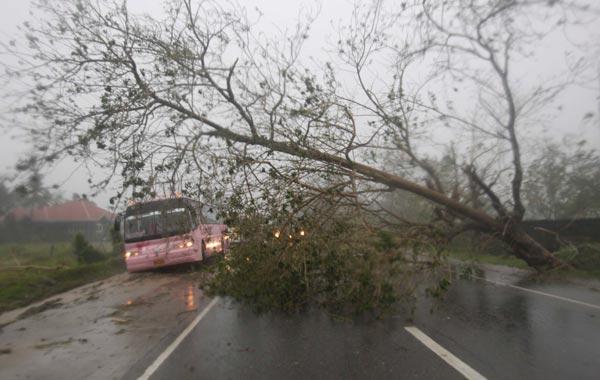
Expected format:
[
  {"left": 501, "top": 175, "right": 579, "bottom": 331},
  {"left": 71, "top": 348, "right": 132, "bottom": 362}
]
[
  {"left": 109, "top": 226, "right": 124, "bottom": 257},
  {"left": 72, "top": 233, "right": 105, "bottom": 264},
  {"left": 524, "top": 141, "right": 600, "bottom": 219},
  {"left": 0, "top": 242, "right": 76, "bottom": 267},
  {"left": 450, "top": 231, "right": 515, "bottom": 256},
  {"left": 208, "top": 213, "right": 422, "bottom": 314},
  {"left": 0, "top": 241, "right": 123, "bottom": 312},
  {"left": 426, "top": 278, "right": 452, "bottom": 298},
  {"left": 447, "top": 241, "right": 530, "bottom": 270},
  {"left": 555, "top": 244, "right": 600, "bottom": 277},
  {"left": 448, "top": 238, "right": 600, "bottom": 279},
  {"left": 375, "top": 229, "right": 399, "bottom": 252}
]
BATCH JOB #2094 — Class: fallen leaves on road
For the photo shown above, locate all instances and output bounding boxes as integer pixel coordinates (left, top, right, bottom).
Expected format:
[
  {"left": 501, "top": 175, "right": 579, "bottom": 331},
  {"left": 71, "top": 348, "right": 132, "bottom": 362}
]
[
  {"left": 111, "top": 318, "right": 131, "bottom": 325},
  {"left": 33, "top": 338, "right": 74, "bottom": 350},
  {"left": 18, "top": 298, "right": 63, "bottom": 319},
  {"left": 33, "top": 337, "right": 87, "bottom": 350}
]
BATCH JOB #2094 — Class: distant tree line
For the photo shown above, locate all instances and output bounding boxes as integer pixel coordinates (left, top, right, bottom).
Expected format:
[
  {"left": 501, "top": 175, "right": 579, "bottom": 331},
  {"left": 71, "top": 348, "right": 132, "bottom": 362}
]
[
  {"left": 381, "top": 139, "right": 600, "bottom": 224},
  {"left": 523, "top": 140, "right": 600, "bottom": 220},
  {"left": 0, "top": 170, "right": 62, "bottom": 216}
]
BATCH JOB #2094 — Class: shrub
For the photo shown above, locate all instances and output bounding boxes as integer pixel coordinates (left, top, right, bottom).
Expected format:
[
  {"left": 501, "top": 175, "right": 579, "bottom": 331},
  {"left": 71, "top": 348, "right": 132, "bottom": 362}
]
[
  {"left": 109, "top": 225, "right": 124, "bottom": 257},
  {"left": 555, "top": 243, "right": 600, "bottom": 274},
  {"left": 72, "top": 233, "right": 105, "bottom": 264}
]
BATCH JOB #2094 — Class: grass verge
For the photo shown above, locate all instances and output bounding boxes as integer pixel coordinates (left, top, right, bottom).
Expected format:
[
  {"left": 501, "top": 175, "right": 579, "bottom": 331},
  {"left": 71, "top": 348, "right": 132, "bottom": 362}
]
[
  {"left": 0, "top": 242, "right": 77, "bottom": 267},
  {"left": 448, "top": 243, "right": 600, "bottom": 280},
  {"left": 0, "top": 257, "right": 124, "bottom": 313},
  {"left": 0, "top": 241, "right": 125, "bottom": 313},
  {"left": 553, "top": 243, "right": 600, "bottom": 279},
  {"left": 448, "top": 249, "right": 530, "bottom": 270}
]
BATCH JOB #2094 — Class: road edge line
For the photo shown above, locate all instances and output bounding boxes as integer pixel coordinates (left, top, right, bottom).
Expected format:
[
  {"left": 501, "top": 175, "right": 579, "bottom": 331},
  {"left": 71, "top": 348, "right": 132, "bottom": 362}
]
[
  {"left": 136, "top": 297, "right": 219, "bottom": 380},
  {"left": 405, "top": 326, "right": 487, "bottom": 380},
  {"left": 473, "top": 276, "right": 600, "bottom": 311}
]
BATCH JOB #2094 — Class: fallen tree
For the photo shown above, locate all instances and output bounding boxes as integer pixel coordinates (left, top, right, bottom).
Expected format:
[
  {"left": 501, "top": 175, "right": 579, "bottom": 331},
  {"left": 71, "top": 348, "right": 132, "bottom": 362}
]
[{"left": 5, "top": 0, "right": 599, "bottom": 269}]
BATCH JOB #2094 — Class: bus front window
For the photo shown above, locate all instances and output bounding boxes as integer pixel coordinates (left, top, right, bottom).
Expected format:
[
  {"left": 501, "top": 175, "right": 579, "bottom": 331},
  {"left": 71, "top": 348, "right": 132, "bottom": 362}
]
[{"left": 124, "top": 208, "right": 193, "bottom": 242}]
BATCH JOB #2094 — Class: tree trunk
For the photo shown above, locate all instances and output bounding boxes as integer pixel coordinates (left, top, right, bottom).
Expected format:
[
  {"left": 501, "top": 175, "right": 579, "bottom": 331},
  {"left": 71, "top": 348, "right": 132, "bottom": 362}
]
[
  {"left": 153, "top": 101, "right": 566, "bottom": 271},
  {"left": 500, "top": 225, "right": 565, "bottom": 270}
]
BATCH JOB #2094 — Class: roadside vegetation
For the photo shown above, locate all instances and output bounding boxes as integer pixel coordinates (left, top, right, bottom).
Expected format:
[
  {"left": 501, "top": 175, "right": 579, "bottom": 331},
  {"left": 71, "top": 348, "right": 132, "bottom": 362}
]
[
  {"left": 552, "top": 244, "right": 600, "bottom": 279},
  {"left": 207, "top": 205, "right": 451, "bottom": 314},
  {"left": 448, "top": 235, "right": 600, "bottom": 280},
  {"left": 446, "top": 234, "right": 529, "bottom": 269},
  {"left": 0, "top": 235, "right": 124, "bottom": 313},
  {"left": 448, "top": 250, "right": 530, "bottom": 270},
  {"left": 206, "top": 198, "right": 600, "bottom": 314}
]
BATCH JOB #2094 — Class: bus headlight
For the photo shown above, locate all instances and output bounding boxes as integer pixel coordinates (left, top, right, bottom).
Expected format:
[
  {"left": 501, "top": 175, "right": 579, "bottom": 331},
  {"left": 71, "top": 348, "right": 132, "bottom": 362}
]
[{"left": 179, "top": 239, "right": 194, "bottom": 249}]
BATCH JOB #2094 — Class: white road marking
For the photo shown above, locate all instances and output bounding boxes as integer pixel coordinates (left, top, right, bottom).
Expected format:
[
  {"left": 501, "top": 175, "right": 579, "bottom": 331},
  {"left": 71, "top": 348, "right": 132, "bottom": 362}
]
[
  {"left": 136, "top": 297, "right": 219, "bottom": 380},
  {"left": 473, "top": 276, "right": 600, "bottom": 311},
  {"left": 405, "top": 326, "right": 488, "bottom": 380}
]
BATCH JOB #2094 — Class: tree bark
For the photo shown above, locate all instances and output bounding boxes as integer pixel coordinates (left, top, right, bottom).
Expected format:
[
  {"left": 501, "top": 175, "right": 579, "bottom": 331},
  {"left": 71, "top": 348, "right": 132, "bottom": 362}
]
[{"left": 500, "top": 224, "right": 565, "bottom": 270}]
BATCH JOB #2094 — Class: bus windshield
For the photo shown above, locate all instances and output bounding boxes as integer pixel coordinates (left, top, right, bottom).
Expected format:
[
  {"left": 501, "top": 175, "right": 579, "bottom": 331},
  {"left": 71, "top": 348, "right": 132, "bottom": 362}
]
[{"left": 124, "top": 207, "right": 193, "bottom": 243}]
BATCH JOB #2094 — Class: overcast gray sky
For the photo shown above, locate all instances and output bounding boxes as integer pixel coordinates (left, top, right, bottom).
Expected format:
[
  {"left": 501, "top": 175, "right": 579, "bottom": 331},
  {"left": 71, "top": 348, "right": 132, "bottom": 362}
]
[
  {"left": 0, "top": 0, "right": 598, "bottom": 209},
  {"left": 0, "top": 0, "right": 353, "bottom": 208}
]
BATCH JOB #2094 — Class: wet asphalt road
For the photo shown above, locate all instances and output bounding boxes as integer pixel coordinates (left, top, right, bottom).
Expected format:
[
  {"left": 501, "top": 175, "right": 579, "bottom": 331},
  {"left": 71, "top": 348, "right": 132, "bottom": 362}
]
[
  {"left": 412, "top": 277, "right": 600, "bottom": 380},
  {"left": 125, "top": 268, "right": 600, "bottom": 380}
]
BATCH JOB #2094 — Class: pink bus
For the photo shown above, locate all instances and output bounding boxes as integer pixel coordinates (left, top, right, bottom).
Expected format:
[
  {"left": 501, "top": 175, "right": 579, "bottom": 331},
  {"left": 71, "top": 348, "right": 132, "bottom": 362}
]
[{"left": 119, "top": 197, "right": 229, "bottom": 272}]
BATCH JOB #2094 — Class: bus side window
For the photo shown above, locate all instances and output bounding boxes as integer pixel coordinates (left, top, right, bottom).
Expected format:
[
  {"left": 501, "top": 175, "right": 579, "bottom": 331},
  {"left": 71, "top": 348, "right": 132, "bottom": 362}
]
[{"left": 188, "top": 206, "right": 198, "bottom": 228}]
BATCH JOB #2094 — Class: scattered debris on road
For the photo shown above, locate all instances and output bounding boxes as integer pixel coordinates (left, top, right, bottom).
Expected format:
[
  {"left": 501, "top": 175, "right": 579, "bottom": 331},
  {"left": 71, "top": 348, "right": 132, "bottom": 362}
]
[{"left": 18, "top": 298, "right": 63, "bottom": 319}]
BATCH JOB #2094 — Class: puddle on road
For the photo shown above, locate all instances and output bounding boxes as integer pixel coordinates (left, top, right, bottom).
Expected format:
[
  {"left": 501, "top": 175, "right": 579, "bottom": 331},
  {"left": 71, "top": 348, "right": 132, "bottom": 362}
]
[{"left": 186, "top": 285, "right": 197, "bottom": 311}]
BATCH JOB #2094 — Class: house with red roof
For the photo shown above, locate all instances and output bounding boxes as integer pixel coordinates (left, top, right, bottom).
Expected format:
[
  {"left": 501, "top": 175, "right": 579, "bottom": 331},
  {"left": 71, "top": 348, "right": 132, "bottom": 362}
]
[{"left": 0, "top": 200, "right": 115, "bottom": 242}]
